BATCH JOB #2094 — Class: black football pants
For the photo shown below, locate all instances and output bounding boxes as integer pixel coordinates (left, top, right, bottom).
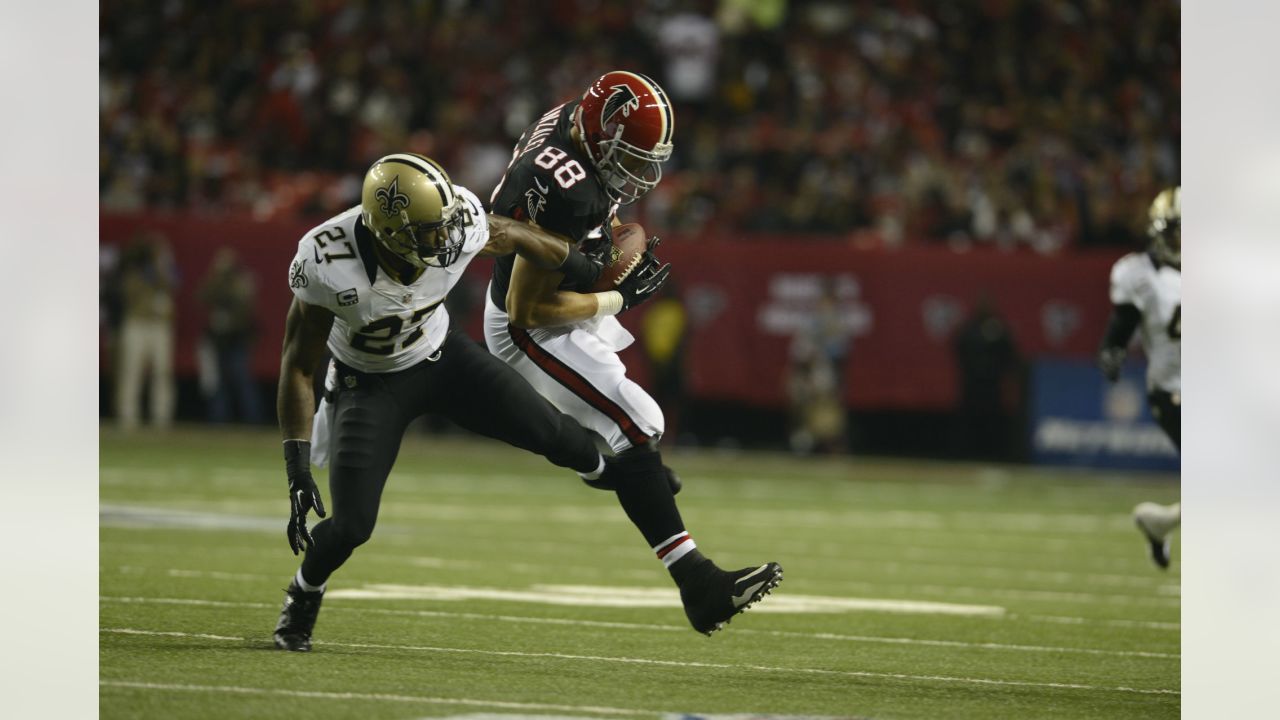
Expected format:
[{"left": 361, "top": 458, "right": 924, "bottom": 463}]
[{"left": 300, "top": 329, "right": 600, "bottom": 586}]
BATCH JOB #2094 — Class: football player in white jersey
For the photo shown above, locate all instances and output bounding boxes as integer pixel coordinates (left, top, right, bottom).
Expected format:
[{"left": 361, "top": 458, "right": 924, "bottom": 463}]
[
  {"left": 1099, "top": 186, "right": 1181, "bottom": 569},
  {"left": 483, "top": 72, "right": 782, "bottom": 635},
  {"left": 272, "top": 153, "right": 617, "bottom": 651}
]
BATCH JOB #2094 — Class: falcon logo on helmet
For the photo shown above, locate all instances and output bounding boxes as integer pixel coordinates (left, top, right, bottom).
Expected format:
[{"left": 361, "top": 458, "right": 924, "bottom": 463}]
[
  {"left": 601, "top": 85, "right": 641, "bottom": 129},
  {"left": 375, "top": 176, "right": 411, "bottom": 217},
  {"left": 575, "top": 70, "right": 675, "bottom": 205}
]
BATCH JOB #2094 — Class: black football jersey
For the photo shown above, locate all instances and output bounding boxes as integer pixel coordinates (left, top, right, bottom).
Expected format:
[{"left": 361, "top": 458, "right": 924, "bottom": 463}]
[{"left": 488, "top": 100, "right": 617, "bottom": 310}]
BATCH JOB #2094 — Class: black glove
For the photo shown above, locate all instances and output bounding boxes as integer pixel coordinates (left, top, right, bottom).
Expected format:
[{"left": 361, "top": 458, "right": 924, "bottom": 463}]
[
  {"left": 556, "top": 245, "right": 603, "bottom": 289},
  {"left": 284, "top": 440, "right": 327, "bottom": 555},
  {"left": 617, "top": 252, "right": 670, "bottom": 312},
  {"left": 1098, "top": 347, "right": 1126, "bottom": 383},
  {"left": 582, "top": 234, "right": 613, "bottom": 266}
]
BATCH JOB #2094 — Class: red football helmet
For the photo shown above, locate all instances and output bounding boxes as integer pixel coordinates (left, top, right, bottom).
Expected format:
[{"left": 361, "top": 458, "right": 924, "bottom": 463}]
[{"left": 573, "top": 71, "right": 675, "bottom": 205}]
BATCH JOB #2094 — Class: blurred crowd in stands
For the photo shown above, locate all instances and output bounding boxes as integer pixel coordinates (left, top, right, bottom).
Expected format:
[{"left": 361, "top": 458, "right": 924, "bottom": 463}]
[{"left": 100, "top": 0, "right": 1179, "bottom": 253}]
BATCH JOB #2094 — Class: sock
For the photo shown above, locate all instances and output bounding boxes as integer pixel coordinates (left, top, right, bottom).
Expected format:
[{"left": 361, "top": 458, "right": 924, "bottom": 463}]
[
  {"left": 578, "top": 454, "right": 606, "bottom": 481},
  {"left": 668, "top": 547, "right": 714, "bottom": 585},
  {"left": 611, "top": 447, "right": 696, "bottom": 566},
  {"left": 294, "top": 568, "right": 326, "bottom": 593},
  {"left": 653, "top": 531, "right": 698, "bottom": 568}
]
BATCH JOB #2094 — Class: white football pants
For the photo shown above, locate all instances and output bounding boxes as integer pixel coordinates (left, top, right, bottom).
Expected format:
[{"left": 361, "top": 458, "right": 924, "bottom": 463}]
[{"left": 483, "top": 291, "right": 663, "bottom": 453}]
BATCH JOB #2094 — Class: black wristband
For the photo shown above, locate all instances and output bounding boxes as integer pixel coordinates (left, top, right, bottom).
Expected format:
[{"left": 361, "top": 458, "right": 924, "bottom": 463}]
[
  {"left": 557, "top": 246, "right": 602, "bottom": 287},
  {"left": 284, "top": 439, "right": 311, "bottom": 479}
]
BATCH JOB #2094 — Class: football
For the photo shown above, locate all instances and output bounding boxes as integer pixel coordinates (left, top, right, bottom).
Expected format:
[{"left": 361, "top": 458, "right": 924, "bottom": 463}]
[{"left": 589, "top": 223, "right": 648, "bottom": 292}]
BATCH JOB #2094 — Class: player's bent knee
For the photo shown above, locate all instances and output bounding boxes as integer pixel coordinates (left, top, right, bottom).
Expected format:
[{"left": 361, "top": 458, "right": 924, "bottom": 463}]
[
  {"left": 619, "top": 439, "right": 660, "bottom": 456},
  {"left": 615, "top": 380, "right": 665, "bottom": 439},
  {"left": 333, "top": 516, "right": 376, "bottom": 549}
]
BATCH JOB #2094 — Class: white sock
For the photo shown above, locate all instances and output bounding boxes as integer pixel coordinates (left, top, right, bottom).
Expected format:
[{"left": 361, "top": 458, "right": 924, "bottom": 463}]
[
  {"left": 295, "top": 568, "right": 326, "bottom": 593},
  {"left": 578, "top": 454, "right": 606, "bottom": 481}
]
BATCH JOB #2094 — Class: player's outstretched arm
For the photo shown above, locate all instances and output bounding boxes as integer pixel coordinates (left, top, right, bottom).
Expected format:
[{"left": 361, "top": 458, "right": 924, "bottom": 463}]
[
  {"left": 1098, "top": 303, "right": 1142, "bottom": 382},
  {"left": 482, "top": 214, "right": 601, "bottom": 288},
  {"left": 277, "top": 297, "right": 335, "bottom": 554},
  {"left": 505, "top": 253, "right": 613, "bottom": 329},
  {"left": 505, "top": 249, "right": 670, "bottom": 329},
  {"left": 277, "top": 298, "right": 335, "bottom": 440}
]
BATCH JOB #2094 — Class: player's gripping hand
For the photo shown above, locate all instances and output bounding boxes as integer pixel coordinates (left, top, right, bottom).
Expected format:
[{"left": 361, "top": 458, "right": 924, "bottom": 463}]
[
  {"left": 1098, "top": 347, "right": 1126, "bottom": 383},
  {"left": 284, "top": 440, "right": 327, "bottom": 555},
  {"left": 617, "top": 249, "right": 670, "bottom": 312}
]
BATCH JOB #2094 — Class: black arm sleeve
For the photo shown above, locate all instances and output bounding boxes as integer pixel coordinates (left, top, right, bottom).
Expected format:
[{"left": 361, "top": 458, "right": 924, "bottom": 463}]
[
  {"left": 556, "top": 246, "right": 602, "bottom": 289},
  {"left": 1101, "top": 303, "right": 1142, "bottom": 350}
]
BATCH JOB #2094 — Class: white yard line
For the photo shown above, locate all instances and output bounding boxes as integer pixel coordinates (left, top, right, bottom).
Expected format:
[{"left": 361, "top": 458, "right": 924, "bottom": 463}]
[
  {"left": 100, "top": 596, "right": 1178, "bottom": 659},
  {"left": 831, "top": 560, "right": 1177, "bottom": 590},
  {"left": 100, "top": 680, "right": 653, "bottom": 716},
  {"left": 762, "top": 537, "right": 1170, "bottom": 568},
  {"left": 812, "top": 579, "right": 1181, "bottom": 607},
  {"left": 326, "top": 582, "right": 1008, "bottom": 617},
  {"left": 1021, "top": 614, "right": 1181, "bottom": 631},
  {"left": 103, "top": 545, "right": 1179, "bottom": 608},
  {"left": 99, "top": 628, "right": 1179, "bottom": 696}
]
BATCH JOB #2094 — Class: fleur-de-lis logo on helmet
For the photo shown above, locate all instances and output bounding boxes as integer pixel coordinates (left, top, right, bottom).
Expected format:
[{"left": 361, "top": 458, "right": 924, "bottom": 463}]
[{"left": 375, "top": 176, "right": 411, "bottom": 217}]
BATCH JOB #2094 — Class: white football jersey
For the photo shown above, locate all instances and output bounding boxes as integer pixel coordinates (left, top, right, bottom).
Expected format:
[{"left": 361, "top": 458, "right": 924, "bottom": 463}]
[
  {"left": 287, "top": 185, "right": 489, "bottom": 373},
  {"left": 1110, "top": 252, "right": 1181, "bottom": 393}
]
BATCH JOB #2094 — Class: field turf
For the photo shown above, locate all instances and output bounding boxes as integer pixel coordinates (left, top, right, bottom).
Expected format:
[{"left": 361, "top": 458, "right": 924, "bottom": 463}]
[{"left": 100, "top": 427, "right": 1179, "bottom": 719}]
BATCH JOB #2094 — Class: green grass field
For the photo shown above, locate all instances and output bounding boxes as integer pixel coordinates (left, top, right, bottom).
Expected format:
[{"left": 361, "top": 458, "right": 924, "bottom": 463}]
[{"left": 100, "top": 427, "right": 1179, "bottom": 719}]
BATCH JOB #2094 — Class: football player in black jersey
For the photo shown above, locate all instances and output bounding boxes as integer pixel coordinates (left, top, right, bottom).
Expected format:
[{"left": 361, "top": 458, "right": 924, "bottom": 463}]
[{"left": 483, "top": 71, "right": 782, "bottom": 635}]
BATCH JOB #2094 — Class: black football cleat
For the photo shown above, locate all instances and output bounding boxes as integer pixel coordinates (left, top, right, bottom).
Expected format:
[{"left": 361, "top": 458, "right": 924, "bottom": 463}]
[
  {"left": 582, "top": 457, "right": 682, "bottom": 495},
  {"left": 273, "top": 580, "right": 324, "bottom": 651},
  {"left": 678, "top": 560, "right": 783, "bottom": 635}
]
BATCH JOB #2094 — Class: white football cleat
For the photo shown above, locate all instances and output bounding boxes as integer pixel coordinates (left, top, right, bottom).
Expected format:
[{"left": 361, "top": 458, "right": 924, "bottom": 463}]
[{"left": 1133, "top": 502, "right": 1180, "bottom": 570}]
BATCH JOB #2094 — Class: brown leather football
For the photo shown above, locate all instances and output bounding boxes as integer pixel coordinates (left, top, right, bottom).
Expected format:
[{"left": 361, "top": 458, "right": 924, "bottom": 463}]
[{"left": 589, "top": 223, "right": 648, "bottom": 292}]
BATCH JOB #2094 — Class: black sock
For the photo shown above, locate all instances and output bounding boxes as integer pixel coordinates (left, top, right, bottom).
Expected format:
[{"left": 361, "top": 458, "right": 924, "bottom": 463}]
[
  {"left": 668, "top": 548, "right": 715, "bottom": 585},
  {"left": 611, "top": 447, "right": 699, "bottom": 567}
]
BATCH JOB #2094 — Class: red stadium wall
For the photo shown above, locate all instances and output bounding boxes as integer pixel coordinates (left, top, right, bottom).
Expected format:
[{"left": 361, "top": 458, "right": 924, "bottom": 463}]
[{"left": 101, "top": 213, "right": 1123, "bottom": 412}]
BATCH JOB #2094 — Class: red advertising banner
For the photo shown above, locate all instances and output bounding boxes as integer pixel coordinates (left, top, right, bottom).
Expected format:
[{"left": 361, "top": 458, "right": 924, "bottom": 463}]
[
  {"left": 101, "top": 213, "right": 1123, "bottom": 411},
  {"left": 656, "top": 239, "right": 1120, "bottom": 410}
]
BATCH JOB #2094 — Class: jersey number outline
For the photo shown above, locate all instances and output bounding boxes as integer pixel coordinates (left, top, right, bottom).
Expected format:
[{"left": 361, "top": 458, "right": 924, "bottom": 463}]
[
  {"left": 533, "top": 147, "right": 587, "bottom": 189},
  {"left": 1167, "top": 304, "right": 1181, "bottom": 340},
  {"left": 312, "top": 227, "right": 357, "bottom": 264},
  {"left": 351, "top": 301, "right": 443, "bottom": 355}
]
